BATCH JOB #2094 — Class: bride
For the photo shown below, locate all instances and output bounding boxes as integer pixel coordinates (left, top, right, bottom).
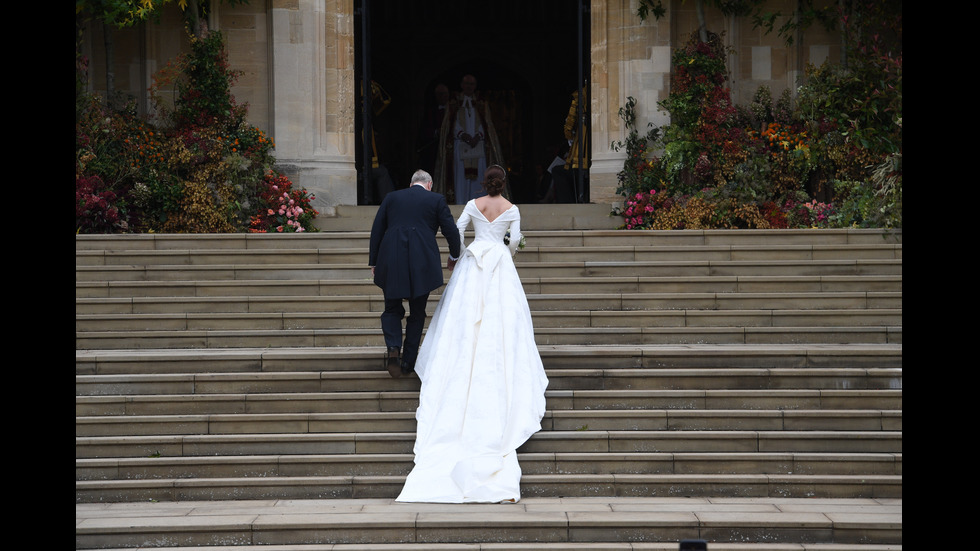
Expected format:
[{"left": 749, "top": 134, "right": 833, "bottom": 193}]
[{"left": 396, "top": 165, "right": 549, "bottom": 504}]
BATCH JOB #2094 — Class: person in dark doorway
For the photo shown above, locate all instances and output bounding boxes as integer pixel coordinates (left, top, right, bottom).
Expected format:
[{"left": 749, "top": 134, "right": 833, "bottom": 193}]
[
  {"left": 537, "top": 141, "right": 569, "bottom": 203},
  {"left": 368, "top": 169, "right": 462, "bottom": 378},
  {"left": 551, "top": 88, "right": 590, "bottom": 203},
  {"left": 434, "top": 74, "right": 505, "bottom": 205},
  {"left": 418, "top": 83, "right": 450, "bottom": 174},
  {"left": 362, "top": 80, "right": 396, "bottom": 204}
]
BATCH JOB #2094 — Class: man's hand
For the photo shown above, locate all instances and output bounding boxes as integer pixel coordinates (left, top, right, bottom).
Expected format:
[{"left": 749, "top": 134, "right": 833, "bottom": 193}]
[{"left": 447, "top": 257, "right": 457, "bottom": 271}]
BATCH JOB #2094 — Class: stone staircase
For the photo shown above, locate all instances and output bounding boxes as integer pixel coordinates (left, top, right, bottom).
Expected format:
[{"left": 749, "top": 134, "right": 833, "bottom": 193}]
[{"left": 75, "top": 204, "right": 902, "bottom": 549}]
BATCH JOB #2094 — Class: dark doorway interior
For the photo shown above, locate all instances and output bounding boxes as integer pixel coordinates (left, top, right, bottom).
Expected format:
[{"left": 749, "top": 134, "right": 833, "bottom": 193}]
[{"left": 355, "top": 0, "right": 589, "bottom": 205}]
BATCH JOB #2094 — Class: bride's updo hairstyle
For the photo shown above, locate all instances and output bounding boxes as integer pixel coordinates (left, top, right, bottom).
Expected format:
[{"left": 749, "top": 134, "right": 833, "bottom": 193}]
[{"left": 482, "top": 165, "right": 507, "bottom": 197}]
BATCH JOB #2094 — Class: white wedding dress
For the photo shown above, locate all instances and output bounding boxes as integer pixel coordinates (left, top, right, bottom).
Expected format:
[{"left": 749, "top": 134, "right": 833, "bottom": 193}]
[{"left": 396, "top": 200, "right": 549, "bottom": 503}]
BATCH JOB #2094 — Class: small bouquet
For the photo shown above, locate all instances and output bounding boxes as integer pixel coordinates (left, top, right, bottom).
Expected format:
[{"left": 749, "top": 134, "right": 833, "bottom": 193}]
[{"left": 503, "top": 229, "right": 526, "bottom": 250}]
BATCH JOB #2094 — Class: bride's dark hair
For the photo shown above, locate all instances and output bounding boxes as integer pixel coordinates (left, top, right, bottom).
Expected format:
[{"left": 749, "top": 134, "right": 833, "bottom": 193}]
[{"left": 482, "top": 165, "right": 507, "bottom": 197}]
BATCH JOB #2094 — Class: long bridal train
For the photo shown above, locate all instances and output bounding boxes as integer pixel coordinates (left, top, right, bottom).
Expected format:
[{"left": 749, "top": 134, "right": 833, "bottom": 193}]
[{"left": 396, "top": 200, "right": 549, "bottom": 503}]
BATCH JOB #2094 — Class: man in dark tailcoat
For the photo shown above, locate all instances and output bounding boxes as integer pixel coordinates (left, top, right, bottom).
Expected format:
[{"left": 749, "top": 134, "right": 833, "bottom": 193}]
[{"left": 369, "top": 169, "right": 462, "bottom": 378}]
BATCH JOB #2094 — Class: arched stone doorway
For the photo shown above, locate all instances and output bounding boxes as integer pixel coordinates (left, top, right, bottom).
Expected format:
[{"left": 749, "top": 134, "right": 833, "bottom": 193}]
[{"left": 354, "top": 0, "right": 590, "bottom": 205}]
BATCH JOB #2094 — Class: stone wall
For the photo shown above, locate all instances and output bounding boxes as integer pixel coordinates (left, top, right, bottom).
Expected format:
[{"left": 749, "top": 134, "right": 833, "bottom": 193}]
[
  {"left": 265, "top": 0, "right": 358, "bottom": 213},
  {"left": 589, "top": 0, "right": 673, "bottom": 205}
]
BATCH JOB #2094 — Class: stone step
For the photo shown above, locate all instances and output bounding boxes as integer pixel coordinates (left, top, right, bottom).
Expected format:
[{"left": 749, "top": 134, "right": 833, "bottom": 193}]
[
  {"left": 75, "top": 274, "right": 905, "bottom": 298},
  {"left": 75, "top": 344, "right": 905, "bottom": 374},
  {"left": 75, "top": 325, "right": 901, "bottom": 350},
  {"left": 74, "top": 496, "right": 903, "bottom": 549},
  {"left": 75, "top": 386, "right": 902, "bottom": 409},
  {"left": 77, "top": 543, "right": 906, "bottom": 551},
  {"left": 73, "top": 225, "right": 903, "bottom": 250},
  {"left": 75, "top": 408, "right": 902, "bottom": 435},
  {"left": 74, "top": 242, "right": 902, "bottom": 267},
  {"left": 75, "top": 291, "right": 902, "bottom": 314},
  {"left": 76, "top": 451, "right": 901, "bottom": 479},
  {"left": 76, "top": 427, "right": 902, "bottom": 457},
  {"left": 75, "top": 471, "right": 902, "bottom": 503},
  {"left": 75, "top": 309, "right": 903, "bottom": 334},
  {"left": 75, "top": 366, "right": 902, "bottom": 392},
  {"left": 75, "top": 258, "right": 904, "bottom": 282}
]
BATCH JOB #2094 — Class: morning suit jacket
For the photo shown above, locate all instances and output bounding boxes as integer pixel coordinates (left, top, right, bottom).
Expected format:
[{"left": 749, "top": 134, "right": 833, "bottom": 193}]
[{"left": 369, "top": 185, "right": 462, "bottom": 300}]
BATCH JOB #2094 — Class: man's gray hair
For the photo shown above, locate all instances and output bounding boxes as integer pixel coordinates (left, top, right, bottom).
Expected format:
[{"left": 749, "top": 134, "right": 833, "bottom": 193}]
[{"left": 411, "top": 170, "right": 433, "bottom": 185}]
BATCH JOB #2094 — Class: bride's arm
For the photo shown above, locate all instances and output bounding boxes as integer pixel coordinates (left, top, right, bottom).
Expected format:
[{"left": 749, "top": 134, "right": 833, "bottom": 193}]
[
  {"left": 507, "top": 215, "right": 521, "bottom": 256},
  {"left": 455, "top": 207, "right": 471, "bottom": 245}
]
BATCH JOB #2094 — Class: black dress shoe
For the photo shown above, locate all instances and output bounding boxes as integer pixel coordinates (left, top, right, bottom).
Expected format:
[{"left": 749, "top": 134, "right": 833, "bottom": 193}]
[
  {"left": 400, "top": 360, "right": 415, "bottom": 376},
  {"left": 385, "top": 347, "right": 401, "bottom": 378}
]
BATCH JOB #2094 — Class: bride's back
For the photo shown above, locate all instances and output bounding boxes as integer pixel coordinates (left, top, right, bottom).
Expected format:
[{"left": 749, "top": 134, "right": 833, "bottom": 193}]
[{"left": 474, "top": 195, "right": 513, "bottom": 223}]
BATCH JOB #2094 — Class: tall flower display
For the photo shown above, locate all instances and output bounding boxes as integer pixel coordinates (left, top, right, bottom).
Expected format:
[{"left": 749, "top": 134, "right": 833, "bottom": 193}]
[{"left": 76, "top": 29, "right": 318, "bottom": 233}]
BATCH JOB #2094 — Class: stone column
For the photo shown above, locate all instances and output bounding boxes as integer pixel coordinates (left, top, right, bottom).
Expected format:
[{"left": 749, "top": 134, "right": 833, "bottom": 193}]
[
  {"left": 589, "top": 0, "right": 672, "bottom": 206},
  {"left": 269, "top": 0, "right": 357, "bottom": 214}
]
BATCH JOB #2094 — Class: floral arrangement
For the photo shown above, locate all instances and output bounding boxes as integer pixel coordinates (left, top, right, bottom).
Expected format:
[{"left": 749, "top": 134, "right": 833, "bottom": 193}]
[
  {"left": 609, "top": 10, "right": 901, "bottom": 231},
  {"left": 619, "top": 189, "right": 660, "bottom": 229},
  {"left": 249, "top": 171, "right": 318, "bottom": 233},
  {"left": 503, "top": 229, "right": 526, "bottom": 250}
]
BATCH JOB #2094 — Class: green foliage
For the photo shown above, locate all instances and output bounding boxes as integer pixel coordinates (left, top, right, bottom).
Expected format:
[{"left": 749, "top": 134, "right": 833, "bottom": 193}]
[
  {"left": 751, "top": 0, "right": 838, "bottom": 46},
  {"left": 797, "top": 54, "right": 902, "bottom": 157},
  {"left": 77, "top": 0, "right": 253, "bottom": 32},
  {"left": 76, "top": 0, "right": 171, "bottom": 29},
  {"left": 830, "top": 153, "right": 901, "bottom": 228},
  {"left": 610, "top": 96, "right": 662, "bottom": 200},
  {"left": 635, "top": 0, "right": 763, "bottom": 23},
  {"left": 173, "top": 28, "right": 244, "bottom": 126},
  {"left": 793, "top": 22, "right": 902, "bottom": 228},
  {"left": 636, "top": 0, "right": 666, "bottom": 21}
]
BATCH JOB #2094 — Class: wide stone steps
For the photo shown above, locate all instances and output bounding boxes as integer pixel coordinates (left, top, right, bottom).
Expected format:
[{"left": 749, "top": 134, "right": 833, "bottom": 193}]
[
  {"left": 76, "top": 428, "right": 901, "bottom": 456},
  {"left": 75, "top": 256, "right": 902, "bottom": 277},
  {"left": 76, "top": 326, "right": 899, "bottom": 350},
  {"left": 75, "top": 365, "right": 902, "bottom": 392},
  {"left": 76, "top": 309, "right": 901, "bottom": 334},
  {"left": 75, "top": 473, "right": 900, "bottom": 504},
  {"left": 77, "top": 450, "right": 900, "bottom": 478},
  {"left": 75, "top": 497, "right": 902, "bottom": 550},
  {"left": 75, "top": 229, "right": 901, "bottom": 352},
  {"left": 76, "top": 273, "right": 903, "bottom": 294},
  {"left": 76, "top": 344, "right": 903, "bottom": 372},
  {"left": 76, "top": 222, "right": 901, "bottom": 548},
  {"left": 76, "top": 411, "right": 900, "bottom": 439},
  {"left": 76, "top": 286, "right": 900, "bottom": 307},
  {"left": 76, "top": 348, "right": 902, "bottom": 500},
  {"left": 75, "top": 243, "right": 903, "bottom": 264}
]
